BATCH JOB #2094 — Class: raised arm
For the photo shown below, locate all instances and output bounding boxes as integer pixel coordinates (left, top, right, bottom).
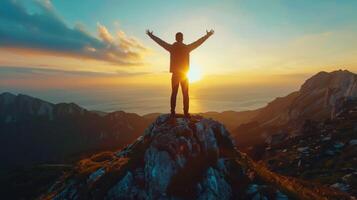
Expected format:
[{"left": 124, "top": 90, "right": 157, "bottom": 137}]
[
  {"left": 146, "top": 30, "right": 171, "bottom": 51},
  {"left": 188, "top": 29, "right": 214, "bottom": 51}
]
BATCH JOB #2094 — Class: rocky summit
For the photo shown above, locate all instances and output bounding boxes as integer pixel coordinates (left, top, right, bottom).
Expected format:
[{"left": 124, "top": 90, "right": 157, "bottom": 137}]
[{"left": 42, "top": 114, "right": 351, "bottom": 200}]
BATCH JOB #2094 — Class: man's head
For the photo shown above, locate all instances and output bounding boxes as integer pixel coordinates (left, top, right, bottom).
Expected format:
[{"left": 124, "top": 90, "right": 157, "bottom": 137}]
[{"left": 175, "top": 32, "right": 183, "bottom": 42}]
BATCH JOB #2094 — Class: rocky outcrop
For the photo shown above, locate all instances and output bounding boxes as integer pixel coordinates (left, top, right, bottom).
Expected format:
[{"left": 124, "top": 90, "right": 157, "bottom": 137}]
[{"left": 42, "top": 115, "right": 350, "bottom": 200}]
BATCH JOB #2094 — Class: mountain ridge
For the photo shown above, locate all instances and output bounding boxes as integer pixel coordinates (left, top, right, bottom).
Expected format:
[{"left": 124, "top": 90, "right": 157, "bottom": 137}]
[
  {"left": 0, "top": 93, "right": 152, "bottom": 172},
  {"left": 233, "top": 69, "right": 357, "bottom": 148}
]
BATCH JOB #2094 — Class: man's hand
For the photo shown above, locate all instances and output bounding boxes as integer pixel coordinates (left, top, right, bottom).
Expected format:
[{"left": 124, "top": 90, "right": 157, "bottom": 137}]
[
  {"left": 206, "top": 29, "right": 214, "bottom": 37},
  {"left": 146, "top": 29, "right": 153, "bottom": 37},
  {"left": 146, "top": 30, "right": 171, "bottom": 51}
]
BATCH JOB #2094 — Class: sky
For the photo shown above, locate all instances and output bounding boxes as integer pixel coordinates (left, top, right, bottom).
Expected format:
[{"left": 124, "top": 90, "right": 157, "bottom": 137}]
[{"left": 1, "top": 0, "right": 357, "bottom": 114}]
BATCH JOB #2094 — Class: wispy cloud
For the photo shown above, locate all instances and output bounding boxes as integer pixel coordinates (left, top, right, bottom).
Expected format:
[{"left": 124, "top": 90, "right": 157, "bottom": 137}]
[
  {"left": 0, "top": 66, "right": 150, "bottom": 78},
  {"left": 0, "top": 65, "right": 154, "bottom": 90},
  {"left": 0, "top": 0, "right": 147, "bottom": 66}
]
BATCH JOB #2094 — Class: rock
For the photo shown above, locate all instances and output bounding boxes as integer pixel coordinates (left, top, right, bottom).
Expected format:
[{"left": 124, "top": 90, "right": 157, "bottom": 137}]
[
  {"left": 349, "top": 139, "right": 357, "bottom": 146},
  {"left": 87, "top": 168, "right": 105, "bottom": 184},
  {"left": 297, "top": 147, "right": 309, "bottom": 153},
  {"left": 44, "top": 115, "right": 293, "bottom": 200},
  {"left": 322, "top": 136, "right": 331, "bottom": 141},
  {"left": 342, "top": 174, "right": 353, "bottom": 182},
  {"left": 325, "top": 150, "right": 336, "bottom": 156},
  {"left": 330, "top": 182, "right": 350, "bottom": 192},
  {"left": 197, "top": 167, "right": 232, "bottom": 200},
  {"left": 334, "top": 142, "right": 345, "bottom": 149},
  {"left": 266, "top": 133, "right": 288, "bottom": 145},
  {"left": 53, "top": 181, "right": 78, "bottom": 200},
  {"left": 246, "top": 184, "right": 289, "bottom": 200},
  {"left": 107, "top": 172, "right": 146, "bottom": 199},
  {"left": 144, "top": 147, "right": 176, "bottom": 198}
]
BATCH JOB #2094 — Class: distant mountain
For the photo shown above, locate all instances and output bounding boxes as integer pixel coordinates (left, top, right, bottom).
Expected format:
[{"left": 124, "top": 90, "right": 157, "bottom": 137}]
[
  {"left": 0, "top": 92, "right": 152, "bottom": 172},
  {"left": 41, "top": 115, "right": 350, "bottom": 200},
  {"left": 254, "top": 69, "right": 357, "bottom": 126},
  {"left": 233, "top": 70, "right": 357, "bottom": 148}
]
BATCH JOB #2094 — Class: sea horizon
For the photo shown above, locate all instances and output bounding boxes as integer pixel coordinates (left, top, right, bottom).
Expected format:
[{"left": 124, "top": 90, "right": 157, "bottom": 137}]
[{"left": 0, "top": 82, "right": 299, "bottom": 115}]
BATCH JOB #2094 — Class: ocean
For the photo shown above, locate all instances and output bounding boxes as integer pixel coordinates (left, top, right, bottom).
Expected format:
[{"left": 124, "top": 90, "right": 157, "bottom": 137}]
[{"left": 1, "top": 83, "right": 299, "bottom": 115}]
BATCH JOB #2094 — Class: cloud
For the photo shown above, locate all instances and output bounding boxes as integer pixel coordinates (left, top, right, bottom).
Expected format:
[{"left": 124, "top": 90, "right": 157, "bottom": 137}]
[
  {"left": 0, "top": 66, "right": 155, "bottom": 90},
  {"left": 0, "top": 66, "right": 150, "bottom": 78},
  {"left": 0, "top": 0, "right": 147, "bottom": 66},
  {"left": 97, "top": 23, "right": 115, "bottom": 44}
]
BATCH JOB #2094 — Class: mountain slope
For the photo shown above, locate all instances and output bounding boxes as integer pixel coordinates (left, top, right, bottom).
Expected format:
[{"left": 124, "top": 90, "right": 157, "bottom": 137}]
[
  {"left": 234, "top": 70, "right": 357, "bottom": 148},
  {"left": 258, "top": 98, "right": 357, "bottom": 198},
  {"left": 200, "top": 110, "right": 260, "bottom": 131},
  {"left": 0, "top": 92, "right": 152, "bottom": 171},
  {"left": 41, "top": 115, "right": 351, "bottom": 200},
  {"left": 254, "top": 70, "right": 357, "bottom": 126}
]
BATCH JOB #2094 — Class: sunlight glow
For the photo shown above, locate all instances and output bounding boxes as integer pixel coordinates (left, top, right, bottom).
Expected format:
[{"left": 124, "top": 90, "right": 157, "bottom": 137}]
[{"left": 187, "top": 66, "right": 202, "bottom": 83}]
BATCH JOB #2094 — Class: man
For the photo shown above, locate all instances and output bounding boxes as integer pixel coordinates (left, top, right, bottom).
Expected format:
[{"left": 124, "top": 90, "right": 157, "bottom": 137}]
[{"left": 146, "top": 29, "right": 214, "bottom": 118}]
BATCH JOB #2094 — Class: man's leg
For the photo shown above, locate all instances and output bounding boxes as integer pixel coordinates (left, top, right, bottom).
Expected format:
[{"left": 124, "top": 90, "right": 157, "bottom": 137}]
[
  {"left": 171, "top": 73, "right": 180, "bottom": 116},
  {"left": 181, "top": 76, "right": 189, "bottom": 117}
]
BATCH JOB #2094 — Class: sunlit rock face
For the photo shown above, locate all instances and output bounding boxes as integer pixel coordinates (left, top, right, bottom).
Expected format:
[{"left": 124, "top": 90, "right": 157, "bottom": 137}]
[
  {"left": 289, "top": 70, "right": 357, "bottom": 121},
  {"left": 233, "top": 70, "right": 357, "bottom": 149},
  {"left": 249, "top": 70, "right": 357, "bottom": 128},
  {"left": 46, "top": 115, "right": 290, "bottom": 200}
]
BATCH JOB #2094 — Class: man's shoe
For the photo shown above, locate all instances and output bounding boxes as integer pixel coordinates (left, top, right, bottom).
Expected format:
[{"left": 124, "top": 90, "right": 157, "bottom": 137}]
[
  {"left": 168, "top": 111, "right": 177, "bottom": 125},
  {"left": 184, "top": 112, "right": 191, "bottom": 119},
  {"left": 170, "top": 111, "right": 176, "bottom": 118}
]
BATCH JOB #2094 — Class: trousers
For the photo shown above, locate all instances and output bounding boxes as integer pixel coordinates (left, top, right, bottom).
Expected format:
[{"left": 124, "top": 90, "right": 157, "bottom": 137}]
[{"left": 170, "top": 73, "right": 189, "bottom": 114}]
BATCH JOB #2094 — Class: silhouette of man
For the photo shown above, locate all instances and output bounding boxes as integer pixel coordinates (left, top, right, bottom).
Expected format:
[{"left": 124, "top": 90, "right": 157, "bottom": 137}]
[{"left": 146, "top": 29, "right": 214, "bottom": 118}]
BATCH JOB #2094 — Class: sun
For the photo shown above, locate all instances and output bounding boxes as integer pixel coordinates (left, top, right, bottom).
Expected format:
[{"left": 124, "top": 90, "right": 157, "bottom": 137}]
[{"left": 187, "top": 67, "right": 202, "bottom": 83}]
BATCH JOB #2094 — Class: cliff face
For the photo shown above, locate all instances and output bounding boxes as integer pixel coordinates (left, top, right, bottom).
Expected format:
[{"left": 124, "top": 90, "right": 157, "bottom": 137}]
[{"left": 43, "top": 115, "right": 350, "bottom": 200}]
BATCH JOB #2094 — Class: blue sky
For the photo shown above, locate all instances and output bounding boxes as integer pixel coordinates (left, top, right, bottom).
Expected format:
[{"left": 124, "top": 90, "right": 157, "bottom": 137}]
[
  {"left": 51, "top": 0, "right": 357, "bottom": 38},
  {"left": 1, "top": 0, "right": 357, "bottom": 74}
]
